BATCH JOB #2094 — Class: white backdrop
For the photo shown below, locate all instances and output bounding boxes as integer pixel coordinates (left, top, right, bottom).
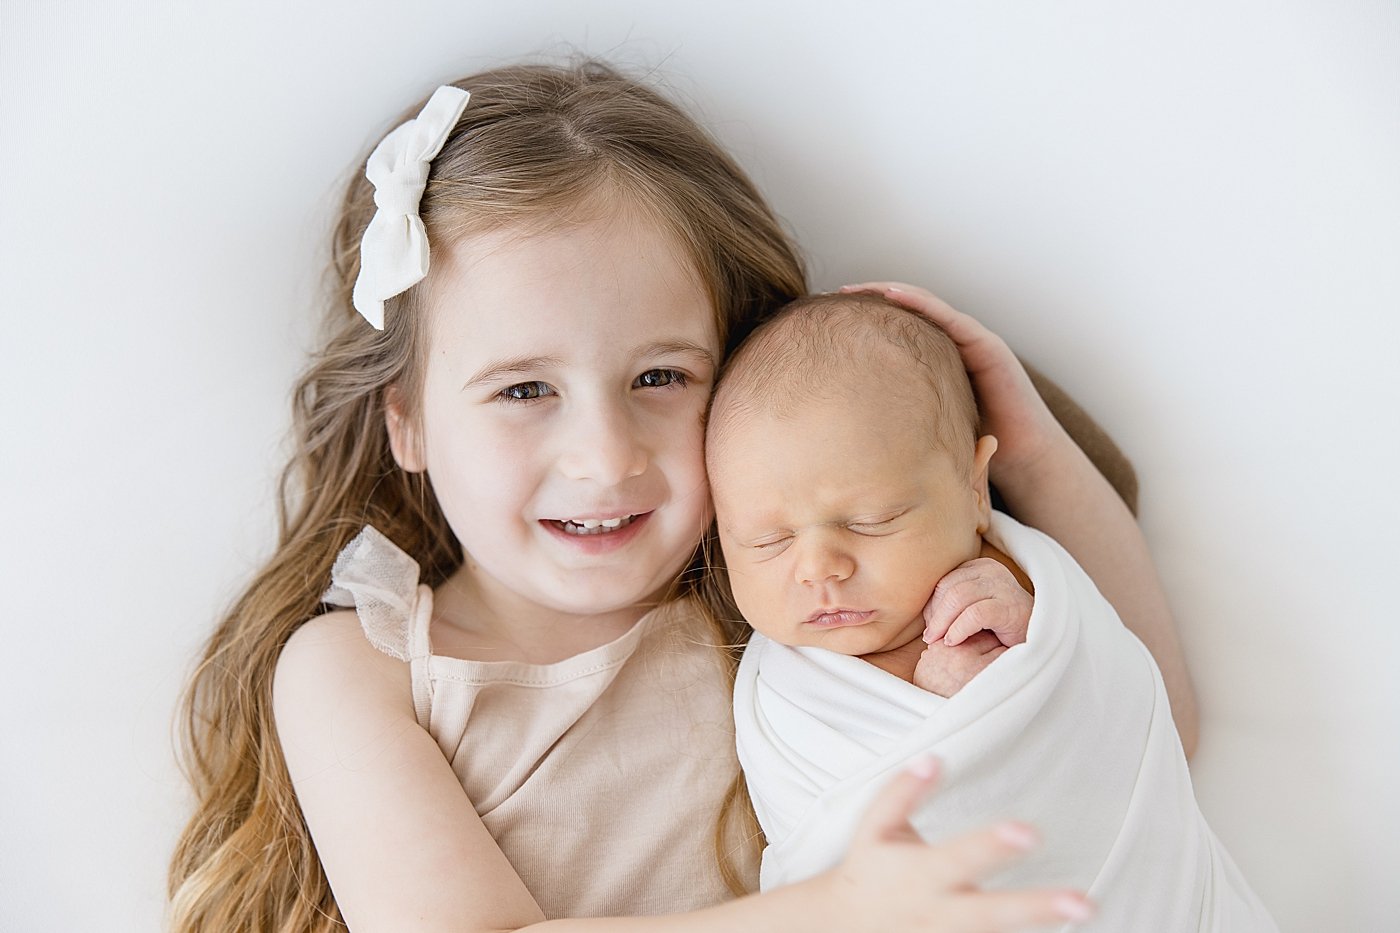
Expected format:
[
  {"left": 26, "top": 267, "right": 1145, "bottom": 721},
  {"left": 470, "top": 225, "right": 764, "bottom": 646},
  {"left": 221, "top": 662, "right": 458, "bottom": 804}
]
[{"left": 2, "top": 2, "right": 1396, "bottom": 931}]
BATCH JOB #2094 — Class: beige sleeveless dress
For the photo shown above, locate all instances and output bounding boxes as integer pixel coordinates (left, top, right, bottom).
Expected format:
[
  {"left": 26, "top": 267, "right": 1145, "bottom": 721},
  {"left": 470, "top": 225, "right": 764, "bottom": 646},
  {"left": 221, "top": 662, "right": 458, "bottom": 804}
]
[{"left": 322, "top": 525, "right": 753, "bottom": 918}]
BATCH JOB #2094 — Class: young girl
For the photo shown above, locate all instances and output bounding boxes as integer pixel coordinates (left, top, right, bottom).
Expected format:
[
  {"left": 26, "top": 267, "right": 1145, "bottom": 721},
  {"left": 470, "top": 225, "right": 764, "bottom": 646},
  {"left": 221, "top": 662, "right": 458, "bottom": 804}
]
[{"left": 169, "top": 59, "right": 1190, "bottom": 932}]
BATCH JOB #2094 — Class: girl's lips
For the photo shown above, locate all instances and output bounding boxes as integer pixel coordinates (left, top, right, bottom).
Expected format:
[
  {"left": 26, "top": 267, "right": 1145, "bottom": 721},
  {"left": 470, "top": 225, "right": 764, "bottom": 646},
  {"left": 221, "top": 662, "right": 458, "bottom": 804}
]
[
  {"left": 539, "top": 510, "right": 652, "bottom": 554},
  {"left": 804, "top": 609, "right": 875, "bottom": 628}
]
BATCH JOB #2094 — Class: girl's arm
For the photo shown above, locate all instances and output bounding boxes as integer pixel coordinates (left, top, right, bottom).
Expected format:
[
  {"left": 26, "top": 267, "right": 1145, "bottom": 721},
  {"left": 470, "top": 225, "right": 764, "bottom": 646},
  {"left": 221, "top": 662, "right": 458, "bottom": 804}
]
[
  {"left": 274, "top": 612, "right": 1091, "bottom": 933},
  {"left": 843, "top": 283, "right": 1200, "bottom": 758}
]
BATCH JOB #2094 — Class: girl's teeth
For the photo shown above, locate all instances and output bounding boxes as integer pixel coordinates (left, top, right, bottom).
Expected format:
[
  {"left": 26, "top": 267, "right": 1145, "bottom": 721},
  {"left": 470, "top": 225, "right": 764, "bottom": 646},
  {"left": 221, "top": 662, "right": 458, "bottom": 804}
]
[{"left": 559, "top": 515, "right": 635, "bottom": 535}]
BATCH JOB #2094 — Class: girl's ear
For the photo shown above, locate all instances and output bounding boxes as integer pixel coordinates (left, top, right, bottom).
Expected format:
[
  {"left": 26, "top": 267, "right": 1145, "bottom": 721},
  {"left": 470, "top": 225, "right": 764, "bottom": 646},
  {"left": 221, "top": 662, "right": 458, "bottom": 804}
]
[
  {"left": 970, "top": 435, "right": 998, "bottom": 535},
  {"left": 384, "top": 384, "right": 426, "bottom": 473}
]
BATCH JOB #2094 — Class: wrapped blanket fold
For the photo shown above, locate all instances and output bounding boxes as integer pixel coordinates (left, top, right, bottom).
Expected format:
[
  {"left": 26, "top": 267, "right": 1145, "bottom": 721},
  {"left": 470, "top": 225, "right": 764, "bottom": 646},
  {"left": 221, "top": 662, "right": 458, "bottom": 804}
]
[{"left": 734, "top": 512, "right": 1276, "bottom": 931}]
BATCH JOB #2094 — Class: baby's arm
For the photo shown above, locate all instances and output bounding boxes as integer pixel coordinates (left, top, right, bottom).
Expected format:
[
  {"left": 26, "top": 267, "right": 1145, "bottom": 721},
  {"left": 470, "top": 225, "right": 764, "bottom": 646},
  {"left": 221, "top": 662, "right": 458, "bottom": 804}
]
[
  {"left": 843, "top": 283, "right": 1199, "bottom": 757},
  {"left": 914, "top": 558, "right": 1032, "bottom": 697},
  {"left": 275, "top": 614, "right": 1090, "bottom": 932}
]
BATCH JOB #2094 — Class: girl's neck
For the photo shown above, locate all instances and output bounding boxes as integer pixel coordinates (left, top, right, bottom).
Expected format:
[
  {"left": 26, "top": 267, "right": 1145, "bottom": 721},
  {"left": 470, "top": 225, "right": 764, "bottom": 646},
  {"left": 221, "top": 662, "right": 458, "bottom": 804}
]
[{"left": 428, "top": 560, "right": 656, "bottom": 665}]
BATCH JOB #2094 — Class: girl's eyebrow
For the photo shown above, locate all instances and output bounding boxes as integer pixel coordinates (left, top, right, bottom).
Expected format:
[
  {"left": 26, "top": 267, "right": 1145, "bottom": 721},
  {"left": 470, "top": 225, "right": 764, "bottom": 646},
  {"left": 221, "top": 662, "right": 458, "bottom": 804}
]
[
  {"left": 463, "top": 355, "right": 564, "bottom": 389},
  {"left": 463, "top": 342, "right": 714, "bottom": 391},
  {"left": 636, "top": 340, "right": 716, "bottom": 367}
]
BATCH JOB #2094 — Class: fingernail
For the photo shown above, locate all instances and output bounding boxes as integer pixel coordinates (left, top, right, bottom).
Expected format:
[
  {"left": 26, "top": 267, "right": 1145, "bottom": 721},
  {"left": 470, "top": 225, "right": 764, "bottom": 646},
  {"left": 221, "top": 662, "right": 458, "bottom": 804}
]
[
  {"left": 837, "top": 284, "right": 856, "bottom": 292},
  {"left": 906, "top": 755, "right": 938, "bottom": 780},
  {"left": 1052, "top": 894, "right": 1094, "bottom": 923},
  {"left": 885, "top": 285, "right": 905, "bottom": 294},
  {"left": 994, "top": 822, "right": 1038, "bottom": 851}
]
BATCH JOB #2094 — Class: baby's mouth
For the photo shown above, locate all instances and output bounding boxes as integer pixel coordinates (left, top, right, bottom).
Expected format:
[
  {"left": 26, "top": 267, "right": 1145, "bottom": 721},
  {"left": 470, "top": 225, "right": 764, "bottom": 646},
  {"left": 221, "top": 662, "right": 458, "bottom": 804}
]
[
  {"left": 805, "top": 609, "right": 875, "bottom": 627},
  {"left": 548, "top": 514, "right": 640, "bottom": 536}
]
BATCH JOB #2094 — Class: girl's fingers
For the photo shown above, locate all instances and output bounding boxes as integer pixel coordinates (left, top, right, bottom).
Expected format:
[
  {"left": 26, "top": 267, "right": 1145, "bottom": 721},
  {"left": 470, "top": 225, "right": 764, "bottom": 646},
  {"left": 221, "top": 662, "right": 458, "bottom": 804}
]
[
  {"left": 924, "top": 821, "right": 1042, "bottom": 889},
  {"left": 839, "top": 282, "right": 988, "bottom": 348},
  {"left": 851, "top": 757, "right": 941, "bottom": 846},
  {"left": 947, "top": 889, "right": 1097, "bottom": 931},
  {"left": 843, "top": 758, "right": 1095, "bottom": 931}
]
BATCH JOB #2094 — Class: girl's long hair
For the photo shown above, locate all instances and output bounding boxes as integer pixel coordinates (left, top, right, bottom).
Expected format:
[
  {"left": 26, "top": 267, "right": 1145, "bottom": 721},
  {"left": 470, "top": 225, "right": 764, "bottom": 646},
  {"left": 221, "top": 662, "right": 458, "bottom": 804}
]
[{"left": 167, "top": 59, "right": 804, "bottom": 931}]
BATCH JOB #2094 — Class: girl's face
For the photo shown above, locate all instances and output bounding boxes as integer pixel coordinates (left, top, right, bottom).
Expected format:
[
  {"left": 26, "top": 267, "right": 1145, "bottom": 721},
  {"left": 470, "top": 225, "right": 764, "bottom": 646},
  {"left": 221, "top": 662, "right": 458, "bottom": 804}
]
[{"left": 389, "top": 210, "right": 720, "bottom": 628}]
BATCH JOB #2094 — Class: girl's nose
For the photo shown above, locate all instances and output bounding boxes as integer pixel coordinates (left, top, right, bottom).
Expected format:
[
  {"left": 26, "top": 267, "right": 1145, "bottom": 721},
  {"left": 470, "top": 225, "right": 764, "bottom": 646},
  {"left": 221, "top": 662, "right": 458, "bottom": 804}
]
[
  {"left": 556, "top": 400, "right": 648, "bottom": 485},
  {"left": 794, "top": 533, "right": 855, "bottom": 586}
]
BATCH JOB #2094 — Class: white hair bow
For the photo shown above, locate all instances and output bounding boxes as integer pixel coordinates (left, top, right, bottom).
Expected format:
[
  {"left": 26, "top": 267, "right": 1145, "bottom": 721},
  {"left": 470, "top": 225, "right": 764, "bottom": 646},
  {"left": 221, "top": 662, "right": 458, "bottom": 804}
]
[{"left": 352, "top": 85, "right": 471, "bottom": 329}]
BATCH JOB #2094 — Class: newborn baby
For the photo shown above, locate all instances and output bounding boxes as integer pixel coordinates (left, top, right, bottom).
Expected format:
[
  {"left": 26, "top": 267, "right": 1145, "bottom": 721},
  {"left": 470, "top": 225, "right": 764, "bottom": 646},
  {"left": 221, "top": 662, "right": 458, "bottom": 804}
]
[
  {"left": 707, "top": 292, "right": 1029, "bottom": 698},
  {"left": 709, "top": 292, "right": 1277, "bottom": 931}
]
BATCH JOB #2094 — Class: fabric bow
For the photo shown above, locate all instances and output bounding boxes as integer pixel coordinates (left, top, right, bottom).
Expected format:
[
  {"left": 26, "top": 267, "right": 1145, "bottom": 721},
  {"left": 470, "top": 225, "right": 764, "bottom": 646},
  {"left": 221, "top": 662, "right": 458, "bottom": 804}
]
[{"left": 351, "top": 85, "right": 471, "bottom": 329}]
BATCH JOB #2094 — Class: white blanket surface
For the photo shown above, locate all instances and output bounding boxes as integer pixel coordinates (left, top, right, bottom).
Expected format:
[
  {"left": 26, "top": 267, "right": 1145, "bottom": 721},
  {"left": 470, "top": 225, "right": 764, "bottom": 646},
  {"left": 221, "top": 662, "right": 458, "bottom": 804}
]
[{"left": 734, "top": 512, "right": 1276, "bottom": 931}]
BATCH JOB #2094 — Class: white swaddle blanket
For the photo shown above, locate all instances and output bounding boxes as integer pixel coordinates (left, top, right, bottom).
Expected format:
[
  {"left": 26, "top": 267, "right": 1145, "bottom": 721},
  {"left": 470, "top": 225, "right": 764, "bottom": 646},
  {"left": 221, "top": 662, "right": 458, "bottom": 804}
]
[{"left": 734, "top": 512, "right": 1276, "bottom": 931}]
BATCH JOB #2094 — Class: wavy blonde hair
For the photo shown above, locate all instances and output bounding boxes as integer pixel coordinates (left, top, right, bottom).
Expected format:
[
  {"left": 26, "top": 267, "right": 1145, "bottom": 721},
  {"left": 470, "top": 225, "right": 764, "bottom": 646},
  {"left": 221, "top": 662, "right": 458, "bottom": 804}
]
[{"left": 168, "top": 59, "right": 804, "bottom": 932}]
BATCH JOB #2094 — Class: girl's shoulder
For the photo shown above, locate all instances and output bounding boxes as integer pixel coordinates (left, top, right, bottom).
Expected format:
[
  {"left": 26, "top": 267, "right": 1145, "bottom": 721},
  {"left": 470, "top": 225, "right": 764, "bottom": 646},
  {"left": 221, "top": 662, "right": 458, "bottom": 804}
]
[
  {"left": 320, "top": 525, "right": 429, "bottom": 662},
  {"left": 274, "top": 608, "right": 415, "bottom": 728},
  {"left": 273, "top": 525, "right": 424, "bottom": 732}
]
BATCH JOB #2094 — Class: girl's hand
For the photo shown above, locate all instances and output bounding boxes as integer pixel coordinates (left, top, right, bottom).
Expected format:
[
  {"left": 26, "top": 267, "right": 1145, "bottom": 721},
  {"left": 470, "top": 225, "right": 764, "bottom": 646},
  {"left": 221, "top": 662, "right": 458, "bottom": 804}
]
[
  {"left": 839, "top": 282, "right": 1071, "bottom": 484},
  {"left": 813, "top": 758, "right": 1094, "bottom": 931}
]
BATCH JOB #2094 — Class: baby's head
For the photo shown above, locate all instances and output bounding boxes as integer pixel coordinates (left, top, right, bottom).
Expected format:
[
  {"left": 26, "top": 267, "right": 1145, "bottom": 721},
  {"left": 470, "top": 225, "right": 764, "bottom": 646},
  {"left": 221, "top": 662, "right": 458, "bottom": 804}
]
[{"left": 707, "top": 292, "right": 997, "bottom": 656}]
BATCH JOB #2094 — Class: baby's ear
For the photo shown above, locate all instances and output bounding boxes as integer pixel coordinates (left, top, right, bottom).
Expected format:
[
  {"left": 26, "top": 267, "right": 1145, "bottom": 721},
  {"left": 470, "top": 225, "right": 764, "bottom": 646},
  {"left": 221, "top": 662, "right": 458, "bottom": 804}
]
[
  {"left": 384, "top": 384, "right": 426, "bottom": 473},
  {"left": 970, "top": 435, "right": 998, "bottom": 534}
]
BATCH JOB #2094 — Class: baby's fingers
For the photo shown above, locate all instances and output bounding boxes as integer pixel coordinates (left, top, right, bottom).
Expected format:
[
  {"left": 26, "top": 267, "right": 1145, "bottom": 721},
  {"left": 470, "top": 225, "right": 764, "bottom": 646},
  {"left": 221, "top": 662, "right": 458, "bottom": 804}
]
[
  {"left": 924, "top": 563, "right": 1000, "bottom": 642},
  {"left": 946, "top": 889, "right": 1096, "bottom": 932},
  {"left": 942, "top": 604, "right": 1004, "bottom": 648}
]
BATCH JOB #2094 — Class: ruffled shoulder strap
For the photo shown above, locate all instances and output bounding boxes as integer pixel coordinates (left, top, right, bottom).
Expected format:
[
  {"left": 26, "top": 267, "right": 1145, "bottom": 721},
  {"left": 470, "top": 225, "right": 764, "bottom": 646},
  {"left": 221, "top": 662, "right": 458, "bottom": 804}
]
[{"left": 322, "top": 525, "right": 431, "bottom": 663}]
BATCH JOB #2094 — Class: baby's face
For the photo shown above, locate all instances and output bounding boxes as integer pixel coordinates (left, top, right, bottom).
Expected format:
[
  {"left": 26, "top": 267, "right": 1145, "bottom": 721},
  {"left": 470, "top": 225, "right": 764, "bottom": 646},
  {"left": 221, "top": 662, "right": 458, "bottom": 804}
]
[{"left": 710, "top": 391, "right": 991, "bottom": 657}]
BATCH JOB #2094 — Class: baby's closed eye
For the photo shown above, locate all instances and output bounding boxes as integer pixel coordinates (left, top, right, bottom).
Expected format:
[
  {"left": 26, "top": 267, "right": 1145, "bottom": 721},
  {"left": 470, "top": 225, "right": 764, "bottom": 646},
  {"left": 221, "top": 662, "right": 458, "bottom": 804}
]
[{"left": 845, "top": 509, "right": 908, "bottom": 535}]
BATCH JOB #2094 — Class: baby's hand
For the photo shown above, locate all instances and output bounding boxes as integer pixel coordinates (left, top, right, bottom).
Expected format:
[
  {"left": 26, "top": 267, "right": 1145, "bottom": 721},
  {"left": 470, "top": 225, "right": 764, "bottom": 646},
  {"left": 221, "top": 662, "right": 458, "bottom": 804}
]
[
  {"left": 923, "top": 557, "right": 1033, "bottom": 650},
  {"left": 914, "top": 631, "right": 1008, "bottom": 697},
  {"left": 914, "top": 560, "right": 1030, "bottom": 697}
]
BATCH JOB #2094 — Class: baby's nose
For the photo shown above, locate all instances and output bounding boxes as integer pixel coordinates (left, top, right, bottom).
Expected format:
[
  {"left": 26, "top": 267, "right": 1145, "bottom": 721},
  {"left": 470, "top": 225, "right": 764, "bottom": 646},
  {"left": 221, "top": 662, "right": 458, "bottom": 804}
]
[{"left": 795, "top": 536, "right": 855, "bottom": 585}]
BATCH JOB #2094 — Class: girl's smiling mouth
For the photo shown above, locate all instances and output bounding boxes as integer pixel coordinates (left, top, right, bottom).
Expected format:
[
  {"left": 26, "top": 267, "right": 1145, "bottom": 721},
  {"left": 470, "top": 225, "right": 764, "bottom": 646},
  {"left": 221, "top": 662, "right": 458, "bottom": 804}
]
[
  {"left": 553, "top": 514, "right": 639, "bottom": 535},
  {"left": 540, "top": 512, "right": 653, "bottom": 551}
]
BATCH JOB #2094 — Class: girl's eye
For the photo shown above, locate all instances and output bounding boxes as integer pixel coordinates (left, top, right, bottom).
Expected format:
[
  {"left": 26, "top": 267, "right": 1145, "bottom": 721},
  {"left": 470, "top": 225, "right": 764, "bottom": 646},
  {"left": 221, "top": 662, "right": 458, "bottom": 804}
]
[
  {"left": 753, "top": 536, "right": 793, "bottom": 551},
  {"left": 634, "top": 368, "right": 687, "bottom": 389},
  {"left": 499, "top": 381, "right": 554, "bottom": 402}
]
